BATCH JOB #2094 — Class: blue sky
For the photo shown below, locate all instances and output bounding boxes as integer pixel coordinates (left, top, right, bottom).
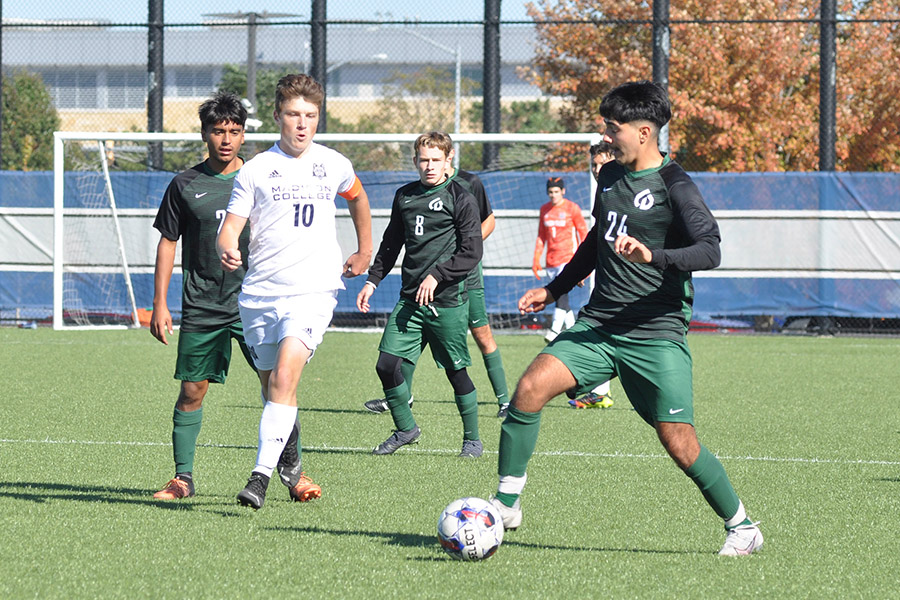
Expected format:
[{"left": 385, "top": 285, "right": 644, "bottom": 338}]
[{"left": 3, "top": 1, "right": 534, "bottom": 23}]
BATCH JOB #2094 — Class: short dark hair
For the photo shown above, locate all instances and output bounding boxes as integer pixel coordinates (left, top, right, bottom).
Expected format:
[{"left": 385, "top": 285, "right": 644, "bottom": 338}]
[
  {"left": 599, "top": 80, "right": 671, "bottom": 130},
  {"left": 546, "top": 176, "right": 565, "bottom": 190},
  {"left": 590, "top": 140, "right": 614, "bottom": 157},
  {"left": 275, "top": 73, "right": 325, "bottom": 113},
  {"left": 198, "top": 91, "right": 247, "bottom": 131}
]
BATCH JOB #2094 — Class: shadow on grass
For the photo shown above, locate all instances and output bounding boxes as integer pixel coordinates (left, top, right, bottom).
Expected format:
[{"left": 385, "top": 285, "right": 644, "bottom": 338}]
[
  {"left": 0, "top": 480, "right": 209, "bottom": 511},
  {"left": 268, "top": 524, "right": 699, "bottom": 556}
]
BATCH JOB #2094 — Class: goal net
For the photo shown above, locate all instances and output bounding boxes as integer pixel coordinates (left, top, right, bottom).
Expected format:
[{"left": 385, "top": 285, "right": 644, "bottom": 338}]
[{"left": 53, "top": 132, "right": 596, "bottom": 330}]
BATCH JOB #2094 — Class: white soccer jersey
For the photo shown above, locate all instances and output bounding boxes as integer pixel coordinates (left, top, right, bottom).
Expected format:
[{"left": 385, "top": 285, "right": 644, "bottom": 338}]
[{"left": 227, "top": 142, "right": 357, "bottom": 296}]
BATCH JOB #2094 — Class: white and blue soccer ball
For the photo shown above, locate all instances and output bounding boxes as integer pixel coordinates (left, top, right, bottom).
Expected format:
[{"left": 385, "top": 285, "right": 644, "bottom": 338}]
[{"left": 437, "top": 497, "right": 504, "bottom": 561}]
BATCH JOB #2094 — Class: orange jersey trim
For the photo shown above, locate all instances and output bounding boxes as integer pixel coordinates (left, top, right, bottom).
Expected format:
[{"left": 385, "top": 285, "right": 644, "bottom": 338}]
[{"left": 338, "top": 175, "right": 363, "bottom": 200}]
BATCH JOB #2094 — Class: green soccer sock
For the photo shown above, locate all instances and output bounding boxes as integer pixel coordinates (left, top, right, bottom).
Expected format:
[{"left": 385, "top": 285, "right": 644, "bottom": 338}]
[
  {"left": 400, "top": 359, "right": 416, "bottom": 399},
  {"left": 685, "top": 445, "right": 741, "bottom": 521},
  {"left": 172, "top": 407, "right": 203, "bottom": 475},
  {"left": 454, "top": 390, "right": 479, "bottom": 441},
  {"left": 385, "top": 383, "right": 417, "bottom": 431},
  {"left": 482, "top": 349, "right": 509, "bottom": 406},
  {"left": 498, "top": 405, "right": 542, "bottom": 478}
]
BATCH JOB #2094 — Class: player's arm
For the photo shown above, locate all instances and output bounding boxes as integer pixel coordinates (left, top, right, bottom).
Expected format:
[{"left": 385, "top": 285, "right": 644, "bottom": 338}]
[
  {"left": 359, "top": 195, "right": 405, "bottom": 312},
  {"left": 545, "top": 222, "right": 599, "bottom": 300},
  {"left": 217, "top": 212, "right": 248, "bottom": 272},
  {"left": 481, "top": 213, "right": 495, "bottom": 240},
  {"left": 532, "top": 208, "right": 546, "bottom": 279},
  {"left": 339, "top": 176, "right": 373, "bottom": 277},
  {"left": 150, "top": 235, "right": 177, "bottom": 345}
]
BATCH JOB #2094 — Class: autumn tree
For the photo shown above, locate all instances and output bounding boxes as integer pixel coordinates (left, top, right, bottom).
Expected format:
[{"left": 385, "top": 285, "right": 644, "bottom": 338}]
[{"left": 525, "top": 0, "right": 900, "bottom": 172}]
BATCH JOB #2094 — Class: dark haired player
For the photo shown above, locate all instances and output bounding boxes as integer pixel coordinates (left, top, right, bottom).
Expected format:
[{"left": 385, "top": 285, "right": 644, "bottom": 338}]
[
  {"left": 151, "top": 91, "right": 303, "bottom": 501},
  {"left": 491, "top": 81, "right": 763, "bottom": 556}
]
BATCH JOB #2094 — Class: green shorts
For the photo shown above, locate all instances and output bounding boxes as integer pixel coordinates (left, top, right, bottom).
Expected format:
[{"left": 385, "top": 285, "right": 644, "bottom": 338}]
[
  {"left": 174, "top": 322, "right": 255, "bottom": 384},
  {"left": 378, "top": 298, "right": 471, "bottom": 370},
  {"left": 542, "top": 319, "right": 694, "bottom": 426},
  {"left": 467, "top": 288, "right": 489, "bottom": 329}
]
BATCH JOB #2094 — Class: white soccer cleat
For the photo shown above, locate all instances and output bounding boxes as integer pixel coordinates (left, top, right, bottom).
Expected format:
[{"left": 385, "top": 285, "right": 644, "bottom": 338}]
[
  {"left": 489, "top": 496, "right": 522, "bottom": 531},
  {"left": 718, "top": 522, "right": 763, "bottom": 556}
]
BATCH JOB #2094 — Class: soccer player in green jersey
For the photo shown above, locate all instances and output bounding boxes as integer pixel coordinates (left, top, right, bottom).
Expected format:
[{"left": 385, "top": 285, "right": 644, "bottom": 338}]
[
  {"left": 490, "top": 81, "right": 763, "bottom": 556},
  {"left": 357, "top": 131, "right": 484, "bottom": 457},
  {"left": 151, "top": 91, "right": 307, "bottom": 501},
  {"left": 362, "top": 163, "right": 511, "bottom": 418}
]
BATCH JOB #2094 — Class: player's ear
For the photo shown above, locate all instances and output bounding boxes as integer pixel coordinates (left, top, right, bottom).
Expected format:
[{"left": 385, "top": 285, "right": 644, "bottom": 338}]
[{"left": 447, "top": 148, "right": 455, "bottom": 163}]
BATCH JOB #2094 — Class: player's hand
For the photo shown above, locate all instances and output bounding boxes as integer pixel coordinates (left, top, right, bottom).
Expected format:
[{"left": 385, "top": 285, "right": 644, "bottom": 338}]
[
  {"left": 220, "top": 248, "right": 243, "bottom": 272},
  {"left": 343, "top": 250, "right": 372, "bottom": 278},
  {"left": 150, "top": 306, "right": 173, "bottom": 345},
  {"left": 577, "top": 278, "right": 586, "bottom": 288},
  {"left": 614, "top": 235, "right": 652, "bottom": 264},
  {"left": 532, "top": 264, "right": 542, "bottom": 280},
  {"left": 518, "top": 287, "right": 554, "bottom": 314},
  {"left": 357, "top": 283, "right": 375, "bottom": 313},
  {"left": 416, "top": 274, "right": 438, "bottom": 306}
]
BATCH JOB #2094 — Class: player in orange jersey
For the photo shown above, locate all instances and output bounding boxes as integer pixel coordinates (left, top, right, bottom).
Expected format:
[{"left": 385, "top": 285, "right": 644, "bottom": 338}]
[{"left": 532, "top": 177, "right": 588, "bottom": 342}]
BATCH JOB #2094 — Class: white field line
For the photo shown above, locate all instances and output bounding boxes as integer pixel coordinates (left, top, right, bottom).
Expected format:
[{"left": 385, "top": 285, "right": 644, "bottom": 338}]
[{"left": 1, "top": 438, "right": 898, "bottom": 466}]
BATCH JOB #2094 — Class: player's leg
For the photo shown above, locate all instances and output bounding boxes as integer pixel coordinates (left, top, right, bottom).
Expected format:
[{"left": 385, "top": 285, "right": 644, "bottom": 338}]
[
  {"left": 363, "top": 345, "right": 421, "bottom": 414},
  {"left": 372, "top": 300, "right": 424, "bottom": 454},
  {"left": 547, "top": 292, "right": 570, "bottom": 342},
  {"left": 155, "top": 328, "right": 232, "bottom": 500},
  {"left": 237, "top": 292, "right": 333, "bottom": 507},
  {"left": 467, "top": 288, "right": 510, "bottom": 416},
  {"left": 493, "top": 321, "right": 615, "bottom": 528},
  {"left": 424, "top": 302, "right": 480, "bottom": 457},
  {"left": 618, "top": 336, "right": 762, "bottom": 555}
]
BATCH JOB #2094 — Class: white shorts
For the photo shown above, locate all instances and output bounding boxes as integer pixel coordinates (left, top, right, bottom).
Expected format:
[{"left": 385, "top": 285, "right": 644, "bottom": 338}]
[
  {"left": 545, "top": 265, "right": 565, "bottom": 279},
  {"left": 238, "top": 290, "right": 338, "bottom": 371}
]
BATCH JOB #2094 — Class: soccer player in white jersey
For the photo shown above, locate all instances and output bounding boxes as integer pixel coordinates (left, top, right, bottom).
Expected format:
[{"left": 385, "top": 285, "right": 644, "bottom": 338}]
[{"left": 217, "top": 74, "right": 373, "bottom": 509}]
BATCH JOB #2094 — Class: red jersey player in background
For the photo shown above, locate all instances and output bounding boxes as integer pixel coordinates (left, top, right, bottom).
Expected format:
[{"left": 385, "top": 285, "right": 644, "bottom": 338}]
[{"left": 532, "top": 177, "right": 588, "bottom": 342}]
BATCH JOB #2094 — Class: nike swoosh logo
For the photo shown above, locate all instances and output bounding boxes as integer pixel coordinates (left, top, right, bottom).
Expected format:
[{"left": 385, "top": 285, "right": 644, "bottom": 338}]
[
  {"left": 195, "top": 192, "right": 208, "bottom": 198},
  {"left": 602, "top": 187, "right": 613, "bottom": 192},
  {"left": 669, "top": 408, "right": 684, "bottom": 414},
  {"left": 404, "top": 199, "right": 413, "bottom": 203},
  {"left": 454, "top": 359, "right": 462, "bottom": 365}
]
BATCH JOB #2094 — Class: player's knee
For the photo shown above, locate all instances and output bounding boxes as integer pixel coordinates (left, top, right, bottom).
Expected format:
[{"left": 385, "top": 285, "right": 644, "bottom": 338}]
[
  {"left": 445, "top": 368, "right": 475, "bottom": 396},
  {"left": 375, "top": 352, "right": 405, "bottom": 389},
  {"left": 177, "top": 380, "right": 208, "bottom": 410},
  {"left": 471, "top": 325, "right": 497, "bottom": 353}
]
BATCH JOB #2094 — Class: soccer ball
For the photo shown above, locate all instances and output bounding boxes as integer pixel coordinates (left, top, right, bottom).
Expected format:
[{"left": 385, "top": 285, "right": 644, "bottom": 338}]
[{"left": 437, "top": 497, "right": 504, "bottom": 561}]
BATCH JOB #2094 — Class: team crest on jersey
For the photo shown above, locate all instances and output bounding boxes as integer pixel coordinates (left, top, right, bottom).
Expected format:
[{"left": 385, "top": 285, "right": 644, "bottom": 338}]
[
  {"left": 428, "top": 197, "right": 444, "bottom": 211},
  {"left": 633, "top": 189, "right": 655, "bottom": 210},
  {"left": 312, "top": 163, "right": 327, "bottom": 179}
]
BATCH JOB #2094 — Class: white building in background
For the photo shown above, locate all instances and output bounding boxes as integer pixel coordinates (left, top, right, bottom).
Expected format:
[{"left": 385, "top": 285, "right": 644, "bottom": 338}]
[{"left": 1, "top": 19, "right": 545, "bottom": 131}]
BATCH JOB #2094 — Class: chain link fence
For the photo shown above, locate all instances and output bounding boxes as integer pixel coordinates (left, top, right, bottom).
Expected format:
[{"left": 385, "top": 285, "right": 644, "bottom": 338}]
[{"left": 3, "top": 3, "right": 897, "bottom": 173}]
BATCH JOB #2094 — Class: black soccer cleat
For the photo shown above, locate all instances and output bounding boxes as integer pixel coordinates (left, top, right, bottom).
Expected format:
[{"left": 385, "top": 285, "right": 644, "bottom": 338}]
[{"left": 237, "top": 472, "right": 270, "bottom": 510}]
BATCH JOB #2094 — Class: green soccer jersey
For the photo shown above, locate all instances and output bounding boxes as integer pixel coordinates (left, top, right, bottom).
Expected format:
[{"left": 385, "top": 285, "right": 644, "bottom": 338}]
[
  {"left": 367, "top": 177, "right": 483, "bottom": 308},
  {"left": 450, "top": 169, "right": 492, "bottom": 292},
  {"left": 546, "top": 155, "right": 721, "bottom": 341},
  {"left": 153, "top": 160, "right": 250, "bottom": 332}
]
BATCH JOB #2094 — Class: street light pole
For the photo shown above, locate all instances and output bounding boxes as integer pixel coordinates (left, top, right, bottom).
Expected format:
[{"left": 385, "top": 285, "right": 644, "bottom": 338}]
[{"left": 404, "top": 29, "right": 461, "bottom": 167}]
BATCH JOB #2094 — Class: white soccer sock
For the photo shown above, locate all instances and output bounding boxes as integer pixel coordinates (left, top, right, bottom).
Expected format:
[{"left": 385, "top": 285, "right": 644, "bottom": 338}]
[
  {"left": 498, "top": 474, "right": 527, "bottom": 496},
  {"left": 563, "top": 310, "right": 575, "bottom": 329},
  {"left": 724, "top": 500, "right": 748, "bottom": 528},
  {"left": 551, "top": 308, "right": 566, "bottom": 333},
  {"left": 253, "top": 401, "right": 298, "bottom": 477},
  {"left": 592, "top": 380, "right": 610, "bottom": 395}
]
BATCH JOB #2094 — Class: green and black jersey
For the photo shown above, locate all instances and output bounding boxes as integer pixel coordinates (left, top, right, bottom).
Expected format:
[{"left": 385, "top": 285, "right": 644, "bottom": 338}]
[
  {"left": 546, "top": 155, "right": 720, "bottom": 341},
  {"left": 153, "top": 160, "right": 250, "bottom": 332},
  {"left": 367, "top": 177, "right": 483, "bottom": 308},
  {"left": 450, "top": 169, "right": 492, "bottom": 291}
]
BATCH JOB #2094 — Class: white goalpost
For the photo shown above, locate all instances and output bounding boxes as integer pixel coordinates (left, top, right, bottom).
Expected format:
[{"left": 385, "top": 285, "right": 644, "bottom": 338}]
[{"left": 52, "top": 131, "right": 597, "bottom": 331}]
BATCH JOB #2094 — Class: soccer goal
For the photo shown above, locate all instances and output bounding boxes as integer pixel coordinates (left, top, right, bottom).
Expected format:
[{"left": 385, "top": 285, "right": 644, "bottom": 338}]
[{"left": 52, "top": 131, "right": 597, "bottom": 330}]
